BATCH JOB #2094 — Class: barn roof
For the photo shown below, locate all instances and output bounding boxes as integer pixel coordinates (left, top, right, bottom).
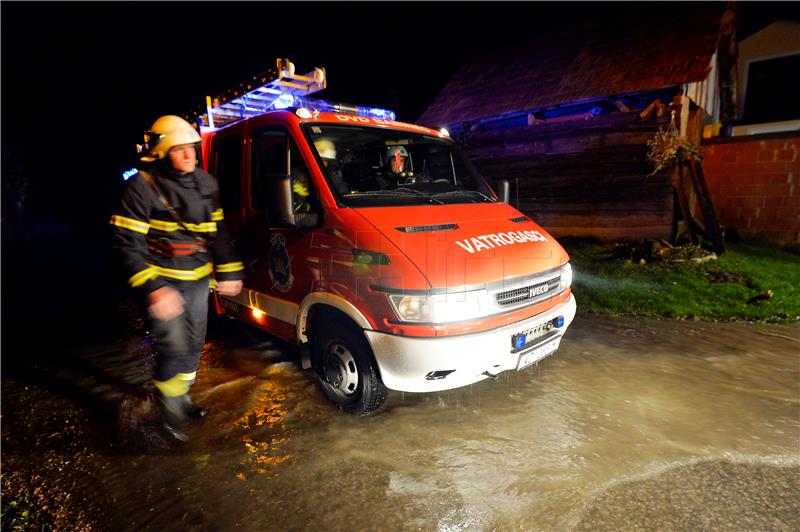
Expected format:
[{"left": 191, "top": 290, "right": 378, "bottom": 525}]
[{"left": 418, "top": 3, "right": 726, "bottom": 128}]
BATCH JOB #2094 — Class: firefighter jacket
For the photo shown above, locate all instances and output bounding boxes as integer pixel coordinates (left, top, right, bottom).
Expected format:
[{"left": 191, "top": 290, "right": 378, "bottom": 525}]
[{"left": 110, "top": 165, "right": 245, "bottom": 293}]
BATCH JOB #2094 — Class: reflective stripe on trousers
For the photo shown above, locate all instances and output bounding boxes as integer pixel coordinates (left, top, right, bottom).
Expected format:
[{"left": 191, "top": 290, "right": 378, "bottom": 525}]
[{"left": 148, "top": 280, "right": 209, "bottom": 396}]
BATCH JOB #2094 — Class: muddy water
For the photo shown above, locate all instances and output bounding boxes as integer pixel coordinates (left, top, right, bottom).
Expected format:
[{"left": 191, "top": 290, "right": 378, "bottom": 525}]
[
  {"left": 81, "top": 314, "right": 796, "bottom": 531},
  {"left": 4, "top": 310, "right": 797, "bottom": 530}
]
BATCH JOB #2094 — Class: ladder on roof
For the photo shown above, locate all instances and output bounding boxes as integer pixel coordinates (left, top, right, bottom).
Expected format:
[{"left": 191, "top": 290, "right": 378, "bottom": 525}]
[{"left": 182, "top": 58, "right": 326, "bottom": 129}]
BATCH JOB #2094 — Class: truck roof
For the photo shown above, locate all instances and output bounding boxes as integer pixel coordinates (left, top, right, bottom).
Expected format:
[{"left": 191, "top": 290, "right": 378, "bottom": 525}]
[
  {"left": 298, "top": 111, "right": 443, "bottom": 137},
  {"left": 204, "top": 109, "right": 444, "bottom": 138}
]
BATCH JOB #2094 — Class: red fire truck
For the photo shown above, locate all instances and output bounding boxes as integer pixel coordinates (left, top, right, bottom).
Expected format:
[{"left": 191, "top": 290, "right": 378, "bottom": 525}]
[{"left": 192, "top": 59, "right": 576, "bottom": 415}]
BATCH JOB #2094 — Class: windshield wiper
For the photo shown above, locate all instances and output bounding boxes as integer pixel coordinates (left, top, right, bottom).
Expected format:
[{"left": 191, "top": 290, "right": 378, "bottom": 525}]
[
  {"left": 345, "top": 187, "right": 444, "bottom": 204},
  {"left": 432, "top": 189, "right": 496, "bottom": 202},
  {"left": 394, "top": 187, "right": 444, "bottom": 204}
]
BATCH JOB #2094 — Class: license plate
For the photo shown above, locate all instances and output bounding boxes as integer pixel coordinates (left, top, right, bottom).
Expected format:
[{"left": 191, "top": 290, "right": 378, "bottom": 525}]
[{"left": 517, "top": 336, "right": 561, "bottom": 370}]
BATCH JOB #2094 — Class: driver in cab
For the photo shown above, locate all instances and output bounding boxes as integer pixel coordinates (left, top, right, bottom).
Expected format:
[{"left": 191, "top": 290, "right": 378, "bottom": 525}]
[{"left": 383, "top": 145, "right": 414, "bottom": 186}]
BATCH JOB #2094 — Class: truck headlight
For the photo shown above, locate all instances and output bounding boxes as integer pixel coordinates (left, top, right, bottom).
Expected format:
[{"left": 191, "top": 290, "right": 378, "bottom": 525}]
[
  {"left": 560, "top": 262, "right": 572, "bottom": 292},
  {"left": 389, "top": 295, "right": 432, "bottom": 322},
  {"left": 388, "top": 289, "right": 490, "bottom": 324}
]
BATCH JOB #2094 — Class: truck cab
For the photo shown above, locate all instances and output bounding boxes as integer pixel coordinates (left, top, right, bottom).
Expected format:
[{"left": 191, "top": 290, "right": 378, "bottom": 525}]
[{"left": 198, "top": 63, "right": 576, "bottom": 415}]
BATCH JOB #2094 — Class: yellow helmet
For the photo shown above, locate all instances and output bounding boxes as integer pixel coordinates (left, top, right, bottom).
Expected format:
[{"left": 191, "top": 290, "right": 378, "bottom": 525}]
[
  {"left": 314, "top": 138, "right": 336, "bottom": 160},
  {"left": 139, "top": 115, "right": 201, "bottom": 162}
]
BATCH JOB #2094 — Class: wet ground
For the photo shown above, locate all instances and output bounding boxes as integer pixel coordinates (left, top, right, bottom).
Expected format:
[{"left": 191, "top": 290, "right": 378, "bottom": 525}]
[{"left": 2, "top": 300, "right": 799, "bottom": 530}]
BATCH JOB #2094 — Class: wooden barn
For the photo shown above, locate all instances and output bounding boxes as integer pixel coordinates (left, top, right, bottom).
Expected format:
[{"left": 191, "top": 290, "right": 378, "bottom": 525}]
[{"left": 418, "top": 4, "right": 732, "bottom": 241}]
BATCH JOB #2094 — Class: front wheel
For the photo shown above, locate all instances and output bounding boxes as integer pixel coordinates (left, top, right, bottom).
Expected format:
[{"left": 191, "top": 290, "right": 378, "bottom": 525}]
[{"left": 312, "top": 318, "right": 388, "bottom": 415}]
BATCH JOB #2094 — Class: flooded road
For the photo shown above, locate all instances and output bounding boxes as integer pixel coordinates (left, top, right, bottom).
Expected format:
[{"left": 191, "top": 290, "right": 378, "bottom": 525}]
[{"left": 2, "top": 310, "right": 799, "bottom": 530}]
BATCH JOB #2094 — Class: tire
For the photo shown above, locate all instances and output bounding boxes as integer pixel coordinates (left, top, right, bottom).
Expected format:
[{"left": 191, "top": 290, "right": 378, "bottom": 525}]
[{"left": 312, "top": 317, "right": 388, "bottom": 415}]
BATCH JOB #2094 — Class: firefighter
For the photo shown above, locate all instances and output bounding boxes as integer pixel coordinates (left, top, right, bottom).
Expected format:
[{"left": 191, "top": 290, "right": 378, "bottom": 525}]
[
  {"left": 110, "top": 115, "right": 244, "bottom": 442},
  {"left": 384, "top": 145, "right": 414, "bottom": 185},
  {"left": 313, "top": 138, "right": 349, "bottom": 195},
  {"left": 314, "top": 138, "right": 337, "bottom": 162},
  {"left": 291, "top": 163, "right": 312, "bottom": 214}
]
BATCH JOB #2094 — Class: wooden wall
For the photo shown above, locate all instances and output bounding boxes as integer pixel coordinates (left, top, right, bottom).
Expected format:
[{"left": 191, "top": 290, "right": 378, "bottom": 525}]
[{"left": 457, "top": 111, "right": 674, "bottom": 240}]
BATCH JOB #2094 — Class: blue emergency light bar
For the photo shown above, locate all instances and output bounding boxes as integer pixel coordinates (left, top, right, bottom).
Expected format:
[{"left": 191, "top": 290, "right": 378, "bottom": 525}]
[
  {"left": 122, "top": 168, "right": 138, "bottom": 181},
  {"left": 293, "top": 96, "right": 396, "bottom": 121}
]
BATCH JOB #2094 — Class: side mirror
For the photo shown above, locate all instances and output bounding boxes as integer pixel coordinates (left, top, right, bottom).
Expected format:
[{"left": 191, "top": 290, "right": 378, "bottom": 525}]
[
  {"left": 497, "top": 179, "right": 511, "bottom": 204},
  {"left": 273, "top": 175, "right": 296, "bottom": 226}
]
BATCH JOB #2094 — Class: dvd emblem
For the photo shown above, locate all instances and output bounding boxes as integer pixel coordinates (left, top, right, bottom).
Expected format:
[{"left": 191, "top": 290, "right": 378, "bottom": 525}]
[{"left": 268, "top": 233, "right": 294, "bottom": 292}]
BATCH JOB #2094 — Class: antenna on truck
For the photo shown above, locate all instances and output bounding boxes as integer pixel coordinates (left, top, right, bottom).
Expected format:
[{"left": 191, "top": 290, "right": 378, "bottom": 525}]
[{"left": 182, "top": 58, "right": 327, "bottom": 130}]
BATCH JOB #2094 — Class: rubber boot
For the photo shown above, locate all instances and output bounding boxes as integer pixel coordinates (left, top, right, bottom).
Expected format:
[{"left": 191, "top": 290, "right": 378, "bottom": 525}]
[
  {"left": 158, "top": 393, "right": 190, "bottom": 442},
  {"left": 180, "top": 394, "right": 209, "bottom": 419}
]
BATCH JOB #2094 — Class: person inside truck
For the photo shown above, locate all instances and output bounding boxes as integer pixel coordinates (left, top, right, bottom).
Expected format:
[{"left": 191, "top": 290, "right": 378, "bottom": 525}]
[
  {"left": 314, "top": 138, "right": 350, "bottom": 196},
  {"left": 110, "top": 115, "right": 245, "bottom": 443},
  {"left": 315, "top": 138, "right": 337, "bottom": 162},
  {"left": 290, "top": 150, "right": 324, "bottom": 226},
  {"left": 291, "top": 161, "right": 312, "bottom": 214},
  {"left": 384, "top": 145, "right": 414, "bottom": 181},
  {"left": 372, "top": 144, "right": 416, "bottom": 190}
]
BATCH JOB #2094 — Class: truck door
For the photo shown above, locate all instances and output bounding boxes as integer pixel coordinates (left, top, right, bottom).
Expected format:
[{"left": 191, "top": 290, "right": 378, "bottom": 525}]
[
  {"left": 244, "top": 124, "right": 323, "bottom": 305},
  {"left": 208, "top": 125, "right": 245, "bottom": 252}
]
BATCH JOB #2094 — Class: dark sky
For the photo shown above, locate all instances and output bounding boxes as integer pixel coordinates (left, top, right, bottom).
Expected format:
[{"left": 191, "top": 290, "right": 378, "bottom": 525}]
[
  {"left": 2, "top": 1, "right": 561, "bottom": 222},
  {"left": 2, "top": 1, "right": 798, "bottom": 236}
]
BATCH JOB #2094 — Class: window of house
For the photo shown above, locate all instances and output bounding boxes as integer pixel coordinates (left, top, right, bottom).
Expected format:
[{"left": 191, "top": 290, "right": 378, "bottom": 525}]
[{"left": 742, "top": 53, "right": 800, "bottom": 124}]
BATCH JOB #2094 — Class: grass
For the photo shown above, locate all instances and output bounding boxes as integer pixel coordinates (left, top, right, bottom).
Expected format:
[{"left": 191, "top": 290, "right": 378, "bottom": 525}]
[{"left": 565, "top": 240, "right": 800, "bottom": 323}]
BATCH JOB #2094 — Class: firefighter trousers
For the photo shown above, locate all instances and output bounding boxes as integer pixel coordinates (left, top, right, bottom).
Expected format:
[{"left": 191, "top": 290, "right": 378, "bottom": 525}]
[{"left": 147, "top": 279, "right": 209, "bottom": 398}]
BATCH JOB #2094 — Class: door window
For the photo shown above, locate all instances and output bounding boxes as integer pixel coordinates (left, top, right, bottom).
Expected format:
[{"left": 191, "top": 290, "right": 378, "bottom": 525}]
[
  {"left": 212, "top": 134, "right": 241, "bottom": 211},
  {"left": 251, "top": 126, "right": 318, "bottom": 226}
]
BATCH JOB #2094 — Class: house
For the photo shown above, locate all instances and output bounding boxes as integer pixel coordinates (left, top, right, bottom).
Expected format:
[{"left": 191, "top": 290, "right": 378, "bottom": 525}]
[
  {"left": 735, "top": 20, "right": 800, "bottom": 133},
  {"left": 418, "top": 3, "right": 730, "bottom": 241},
  {"left": 701, "top": 19, "right": 800, "bottom": 245}
]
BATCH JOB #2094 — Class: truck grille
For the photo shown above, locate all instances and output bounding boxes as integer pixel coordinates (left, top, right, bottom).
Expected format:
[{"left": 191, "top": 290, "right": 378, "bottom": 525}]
[
  {"left": 396, "top": 223, "right": 458, "bottom": 233},
  {"left": 495, "top": 276, "right": 561, "bottom": 307}
]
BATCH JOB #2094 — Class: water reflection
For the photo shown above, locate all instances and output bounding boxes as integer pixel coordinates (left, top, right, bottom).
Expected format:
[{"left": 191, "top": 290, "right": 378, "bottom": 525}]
[
  {"left": 5, "top": 308, "right": 798, "bottom": 530},
  {"left": 236, "top": 381, "right": 292, "bottom": 477}
]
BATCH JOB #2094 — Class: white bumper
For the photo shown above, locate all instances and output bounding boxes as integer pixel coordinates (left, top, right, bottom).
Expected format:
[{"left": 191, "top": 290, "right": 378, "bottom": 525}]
[{"left": 365, "top": 294, "right": 576, "bottom": 392}]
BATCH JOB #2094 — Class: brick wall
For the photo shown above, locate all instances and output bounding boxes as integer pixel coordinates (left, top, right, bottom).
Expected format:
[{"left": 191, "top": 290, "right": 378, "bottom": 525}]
[{"left": 701, "top": 134, "right": 800, "bottom": 244}]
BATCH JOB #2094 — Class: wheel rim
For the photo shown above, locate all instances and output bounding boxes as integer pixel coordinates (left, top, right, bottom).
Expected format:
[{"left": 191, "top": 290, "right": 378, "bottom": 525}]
[{"left": 322, "top": 341, "right": 359, "bottom": 397}]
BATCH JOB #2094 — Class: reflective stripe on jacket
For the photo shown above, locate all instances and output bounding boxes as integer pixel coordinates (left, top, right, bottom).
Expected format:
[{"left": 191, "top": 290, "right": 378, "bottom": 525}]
[{"left": 110, "top": 166, "right": 244, "bottom": 293}]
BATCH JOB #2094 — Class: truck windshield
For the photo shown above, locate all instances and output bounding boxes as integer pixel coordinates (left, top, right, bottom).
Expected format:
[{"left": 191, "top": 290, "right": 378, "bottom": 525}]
[{"left": 302, "top": 123, "right": 496, "bottom": 207}]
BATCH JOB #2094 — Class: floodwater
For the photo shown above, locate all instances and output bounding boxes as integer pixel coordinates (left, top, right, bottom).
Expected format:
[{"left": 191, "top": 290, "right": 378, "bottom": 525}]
[{"left": 3, "top": 309, "right": 799, "bottom": 530}]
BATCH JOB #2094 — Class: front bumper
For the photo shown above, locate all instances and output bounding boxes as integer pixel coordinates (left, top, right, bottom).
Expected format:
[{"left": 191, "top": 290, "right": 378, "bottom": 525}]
[{"left": 365, "top": 294, "right": 576, "bottom": 392}]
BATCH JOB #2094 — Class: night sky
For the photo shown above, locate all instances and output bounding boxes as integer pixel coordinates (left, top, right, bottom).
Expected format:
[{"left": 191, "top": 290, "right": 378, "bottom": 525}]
[
  {"left": 2, "top": 1, "right": 556, "bottom": 237},
  {"left": 2, "top": 1, "right": 798, "bottom": 242}
]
